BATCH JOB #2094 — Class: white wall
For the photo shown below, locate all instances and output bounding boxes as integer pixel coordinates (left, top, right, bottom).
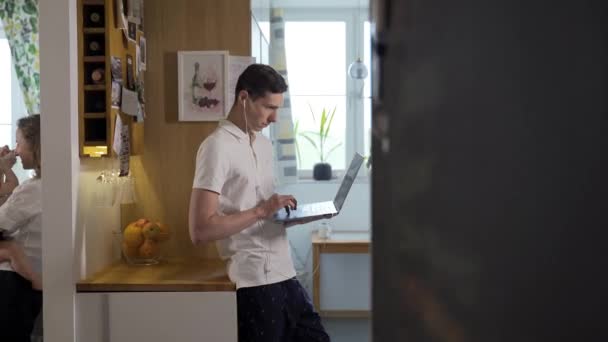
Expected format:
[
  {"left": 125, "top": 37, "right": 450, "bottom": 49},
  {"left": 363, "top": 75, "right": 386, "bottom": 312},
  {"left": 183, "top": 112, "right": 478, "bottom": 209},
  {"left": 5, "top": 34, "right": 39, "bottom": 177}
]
[
  {"left": 76, "top": 158, "right": 122, "bottom": 280},
  {"left": 39, "top": 0, "right": 79, "bottom": 341}
]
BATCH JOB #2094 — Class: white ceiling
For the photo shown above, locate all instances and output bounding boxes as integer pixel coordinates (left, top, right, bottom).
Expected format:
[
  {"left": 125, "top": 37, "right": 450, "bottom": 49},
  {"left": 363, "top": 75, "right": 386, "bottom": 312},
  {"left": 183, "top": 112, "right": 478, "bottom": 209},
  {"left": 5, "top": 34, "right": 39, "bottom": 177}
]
[{"left": 252, "top": 0, "right": 369, "bottom": 9}]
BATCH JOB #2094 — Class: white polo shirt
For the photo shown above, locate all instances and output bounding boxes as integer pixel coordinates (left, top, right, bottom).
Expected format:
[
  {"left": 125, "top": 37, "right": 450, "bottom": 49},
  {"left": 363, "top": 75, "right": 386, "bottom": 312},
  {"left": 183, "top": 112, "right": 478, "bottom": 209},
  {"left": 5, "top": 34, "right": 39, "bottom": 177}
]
[{"left": 193, "top": 120, "right": 296, "bottom": 289}]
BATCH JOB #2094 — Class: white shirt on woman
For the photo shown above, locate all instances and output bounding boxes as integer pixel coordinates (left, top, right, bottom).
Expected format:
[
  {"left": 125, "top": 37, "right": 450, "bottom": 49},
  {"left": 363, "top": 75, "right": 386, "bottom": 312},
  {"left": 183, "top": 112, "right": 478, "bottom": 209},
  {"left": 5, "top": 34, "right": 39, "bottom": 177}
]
[
  {"left": 0, "top": 178, "right": 42, "bottom": 276},
  {"left": 192, "top": 120, "right": 296, "bottom": 289}
]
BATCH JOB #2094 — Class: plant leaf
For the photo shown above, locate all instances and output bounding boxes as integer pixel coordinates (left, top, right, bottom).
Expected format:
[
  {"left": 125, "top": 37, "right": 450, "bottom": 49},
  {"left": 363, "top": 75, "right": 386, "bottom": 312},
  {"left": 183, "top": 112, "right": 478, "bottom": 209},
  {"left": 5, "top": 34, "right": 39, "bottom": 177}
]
[
  {"left": 319, "top": 108, "right": 327, "bottom": 142},
  {"left": 308, "top": 103, "right": 317, "bottom": 126},
  {"left": 300, "top": 133, "right": 319, "bottom": 155},
  {"left": 295, "top": 141, "right": 302, "bottom": 167},
  {"left": 325, "top": 142, "right": 342, "bottom": 160},
  {"left": 301, "top": 131, "right": 322, "bottom": 152},
  {"left": 324, "top": 107, "right": 337, "bottom": 138},
  {"left": 293, "top": 119, "right": 299, "bottom": 135},
  {"left": 300, "top": 131, "right": 321, "bottom": 137},
  {"left": 293, "top": 120, "right": 302, "bottom": 165}
]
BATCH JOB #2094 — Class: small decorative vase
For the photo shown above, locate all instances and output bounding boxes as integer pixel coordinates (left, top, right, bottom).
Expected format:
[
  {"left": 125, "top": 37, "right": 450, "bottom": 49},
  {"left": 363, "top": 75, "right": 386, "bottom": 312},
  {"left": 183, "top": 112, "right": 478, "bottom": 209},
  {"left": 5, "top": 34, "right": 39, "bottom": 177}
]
[{"left": 313, "top": 163, "right": 332, "bottom": 180}]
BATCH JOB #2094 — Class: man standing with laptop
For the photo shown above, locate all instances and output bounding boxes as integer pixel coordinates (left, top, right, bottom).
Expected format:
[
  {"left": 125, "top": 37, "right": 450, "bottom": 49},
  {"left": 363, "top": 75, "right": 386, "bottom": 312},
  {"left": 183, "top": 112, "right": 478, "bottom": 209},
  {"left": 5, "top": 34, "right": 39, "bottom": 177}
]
[{"left": 188, "top": 64, "right": 331, "bottom": 342}]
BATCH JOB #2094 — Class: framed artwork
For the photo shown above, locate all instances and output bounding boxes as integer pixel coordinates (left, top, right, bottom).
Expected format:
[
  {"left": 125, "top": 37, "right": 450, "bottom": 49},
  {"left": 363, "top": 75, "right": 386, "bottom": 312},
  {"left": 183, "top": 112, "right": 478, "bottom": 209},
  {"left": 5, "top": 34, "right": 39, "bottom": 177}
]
[
  {"left": 127, "top": 21, "right": 137, "bottom": 42},
  {"left": 178, "top": 50, "right": 228, "bottom": 121}
]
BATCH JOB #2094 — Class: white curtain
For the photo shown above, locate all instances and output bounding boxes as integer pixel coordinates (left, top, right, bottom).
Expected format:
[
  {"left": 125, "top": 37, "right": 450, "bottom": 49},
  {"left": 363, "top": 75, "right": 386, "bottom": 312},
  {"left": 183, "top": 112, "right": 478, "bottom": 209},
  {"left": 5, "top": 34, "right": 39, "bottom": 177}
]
[{"left": 269, "top": 7, "right": 298, "bottom": 184}]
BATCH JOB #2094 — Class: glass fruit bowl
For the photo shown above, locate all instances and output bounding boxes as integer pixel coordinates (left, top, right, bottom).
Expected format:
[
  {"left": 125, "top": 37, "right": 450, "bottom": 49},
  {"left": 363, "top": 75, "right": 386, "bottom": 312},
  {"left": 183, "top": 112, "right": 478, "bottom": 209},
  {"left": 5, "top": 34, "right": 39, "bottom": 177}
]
[{"left": 113, "top": 220, "right": 171, "bottom": 266}]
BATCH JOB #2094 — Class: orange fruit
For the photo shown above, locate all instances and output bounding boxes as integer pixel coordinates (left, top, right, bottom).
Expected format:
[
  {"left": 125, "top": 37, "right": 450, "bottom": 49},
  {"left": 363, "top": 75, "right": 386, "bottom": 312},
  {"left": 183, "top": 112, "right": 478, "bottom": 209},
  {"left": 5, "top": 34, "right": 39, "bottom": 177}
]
[
  {"left": 156, "top": 222, "right": 171, "bottom": 242},
  {"left": 135, "top": 218, "right": 149, "bottom": 227},
  {"left": 138, "top": 239, "right": 160, "bottom": 259},
  {"left": 142, "top": 222, "right": 161, "bottom": 240},
  {"left": 123, "top": 223, "right": 144, "bottom": 248},
  {"left": 122, "top": 241, "right": 139, "bottom": 259}
]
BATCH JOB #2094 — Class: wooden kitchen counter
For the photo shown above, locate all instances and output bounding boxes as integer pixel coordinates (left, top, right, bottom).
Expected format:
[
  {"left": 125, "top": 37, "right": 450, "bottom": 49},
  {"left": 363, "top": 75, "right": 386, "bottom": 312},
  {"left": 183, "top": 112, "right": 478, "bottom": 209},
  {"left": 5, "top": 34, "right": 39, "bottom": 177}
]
[{"left": 76, "top": 258, "right": 235, "bottom": 292}]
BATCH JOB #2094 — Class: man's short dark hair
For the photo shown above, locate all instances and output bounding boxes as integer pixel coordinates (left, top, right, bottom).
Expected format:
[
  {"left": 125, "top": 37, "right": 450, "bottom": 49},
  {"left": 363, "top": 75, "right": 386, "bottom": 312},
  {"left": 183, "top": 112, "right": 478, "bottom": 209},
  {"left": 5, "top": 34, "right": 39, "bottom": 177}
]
[{"left": 235, "top": 64, "right": 288, "bottom": 101}]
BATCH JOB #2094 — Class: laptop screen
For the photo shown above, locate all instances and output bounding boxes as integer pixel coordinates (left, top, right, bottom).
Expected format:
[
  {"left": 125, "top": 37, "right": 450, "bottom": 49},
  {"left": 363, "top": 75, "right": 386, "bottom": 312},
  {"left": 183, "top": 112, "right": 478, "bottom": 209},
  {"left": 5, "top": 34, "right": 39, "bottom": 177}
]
[{"left": 333, "top": 153, "right": 365, "bottom": 211}]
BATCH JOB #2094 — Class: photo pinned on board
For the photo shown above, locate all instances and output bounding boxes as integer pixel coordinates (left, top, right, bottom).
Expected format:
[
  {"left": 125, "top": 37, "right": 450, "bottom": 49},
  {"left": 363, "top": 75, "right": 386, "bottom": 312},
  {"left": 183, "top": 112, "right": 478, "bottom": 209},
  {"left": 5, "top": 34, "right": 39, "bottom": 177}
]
[
  {"left": 111, "top": 81, "right": 122, "bottom": 108},
  {"left": 111, "top": 56, "right": 122, "bottom": 82},
  {"left": 138, "top": 36, "right": 146, "bottom": 71},
  {"left": 126, "top": 54, "right": 135, "bottom": 90}
]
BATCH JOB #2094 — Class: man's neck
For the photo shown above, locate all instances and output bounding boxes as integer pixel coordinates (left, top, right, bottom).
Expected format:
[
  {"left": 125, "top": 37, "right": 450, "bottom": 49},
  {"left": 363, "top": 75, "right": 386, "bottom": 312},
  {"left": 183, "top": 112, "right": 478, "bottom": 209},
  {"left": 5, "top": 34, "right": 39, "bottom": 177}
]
[{"left": 226, "top": 106, "right": 256, "bottom": 142}]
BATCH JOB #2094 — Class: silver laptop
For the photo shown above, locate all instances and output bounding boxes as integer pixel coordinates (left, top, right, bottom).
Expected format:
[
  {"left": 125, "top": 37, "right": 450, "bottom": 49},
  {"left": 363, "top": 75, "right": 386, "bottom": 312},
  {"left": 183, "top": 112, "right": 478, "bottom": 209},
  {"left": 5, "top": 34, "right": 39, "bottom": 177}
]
[{"left": 273, "top": 153, "right": 365, "bottom": 223}]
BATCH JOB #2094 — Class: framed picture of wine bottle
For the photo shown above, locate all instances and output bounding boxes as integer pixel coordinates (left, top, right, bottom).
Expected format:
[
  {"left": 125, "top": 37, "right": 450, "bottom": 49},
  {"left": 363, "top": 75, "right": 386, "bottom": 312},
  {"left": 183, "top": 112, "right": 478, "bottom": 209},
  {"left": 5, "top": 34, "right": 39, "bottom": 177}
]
[{"left": 177, "top": 50, "right": 229, "bottom": 122}]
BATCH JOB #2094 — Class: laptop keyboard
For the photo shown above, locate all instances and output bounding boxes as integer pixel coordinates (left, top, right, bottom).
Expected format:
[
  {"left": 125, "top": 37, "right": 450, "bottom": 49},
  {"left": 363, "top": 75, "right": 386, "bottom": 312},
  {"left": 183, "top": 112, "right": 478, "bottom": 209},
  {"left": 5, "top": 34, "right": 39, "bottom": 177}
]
[{"left": 299, "top": 202, "right": 334, "bottom": 214}]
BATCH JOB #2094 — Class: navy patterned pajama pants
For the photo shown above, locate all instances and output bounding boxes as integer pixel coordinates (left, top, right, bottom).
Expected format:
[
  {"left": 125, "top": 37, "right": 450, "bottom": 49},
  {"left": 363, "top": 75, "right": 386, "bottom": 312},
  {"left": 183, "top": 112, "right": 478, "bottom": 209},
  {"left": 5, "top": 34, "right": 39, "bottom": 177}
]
[{"left": 237, "top": 277, "right": 330, "bottom": 342}]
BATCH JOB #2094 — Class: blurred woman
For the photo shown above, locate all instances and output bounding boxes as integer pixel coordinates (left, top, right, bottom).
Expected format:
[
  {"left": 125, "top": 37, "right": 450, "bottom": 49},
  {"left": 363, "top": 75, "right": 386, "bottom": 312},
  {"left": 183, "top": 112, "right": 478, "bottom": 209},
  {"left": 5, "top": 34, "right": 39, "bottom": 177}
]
[{"left": 0, "top": 115, "right": 42, "bottom": 341}]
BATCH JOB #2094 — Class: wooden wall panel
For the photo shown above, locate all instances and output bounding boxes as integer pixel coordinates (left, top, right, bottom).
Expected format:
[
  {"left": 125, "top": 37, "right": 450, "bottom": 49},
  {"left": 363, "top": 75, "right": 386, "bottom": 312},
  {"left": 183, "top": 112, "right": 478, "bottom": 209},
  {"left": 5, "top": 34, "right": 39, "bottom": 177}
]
[{"left": 123, "top": 0, "right": 251, "bottom": 259}]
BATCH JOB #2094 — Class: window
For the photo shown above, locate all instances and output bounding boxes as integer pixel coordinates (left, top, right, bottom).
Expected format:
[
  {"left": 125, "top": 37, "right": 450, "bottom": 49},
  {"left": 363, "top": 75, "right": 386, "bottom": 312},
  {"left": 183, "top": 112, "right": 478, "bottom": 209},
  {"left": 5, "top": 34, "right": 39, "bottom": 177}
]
[
  {"left": 286, "top": 20, "right": 347, "bottom": 170},
  {"left": 256, "top": 7, "right": 372, "bottom": 176}
]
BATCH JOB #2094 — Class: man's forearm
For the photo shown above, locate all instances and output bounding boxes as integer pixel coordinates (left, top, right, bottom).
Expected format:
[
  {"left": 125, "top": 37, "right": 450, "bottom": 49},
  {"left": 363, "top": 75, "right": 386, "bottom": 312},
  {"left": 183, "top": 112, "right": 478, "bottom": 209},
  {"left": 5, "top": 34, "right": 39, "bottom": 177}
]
[{"left": 190, "top": 206, "right": 265, "bottom": 244}]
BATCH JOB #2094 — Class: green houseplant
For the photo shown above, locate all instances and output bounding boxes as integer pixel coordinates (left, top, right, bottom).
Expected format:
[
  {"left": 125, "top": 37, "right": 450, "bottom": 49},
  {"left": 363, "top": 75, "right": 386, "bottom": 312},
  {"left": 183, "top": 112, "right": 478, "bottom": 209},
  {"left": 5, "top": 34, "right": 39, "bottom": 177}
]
[{"left": 296, "top": 106, "right": 342, "bottom": 180}]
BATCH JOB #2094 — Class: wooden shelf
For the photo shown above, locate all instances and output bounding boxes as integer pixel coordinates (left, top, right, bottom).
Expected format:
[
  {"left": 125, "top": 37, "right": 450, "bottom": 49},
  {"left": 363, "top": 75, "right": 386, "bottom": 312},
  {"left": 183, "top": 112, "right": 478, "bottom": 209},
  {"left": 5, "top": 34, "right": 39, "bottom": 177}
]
[
  {"left": 84, "top": 84, "right": 105, "bottom": 91},
  {"left": 83, "top": 56, "right": 105, "bottom": 62},
  {"left": 83, "top": 140, "right": 108, "bottom": 147},
  {"left": 83, "top": 112, "right": 106, "bottom": 119},
  {"left": 84, "top": 27, "right": 105, "bottom": 34},
  {"left": 78, "top": 0, "right": 111, "bottom": 157}
]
